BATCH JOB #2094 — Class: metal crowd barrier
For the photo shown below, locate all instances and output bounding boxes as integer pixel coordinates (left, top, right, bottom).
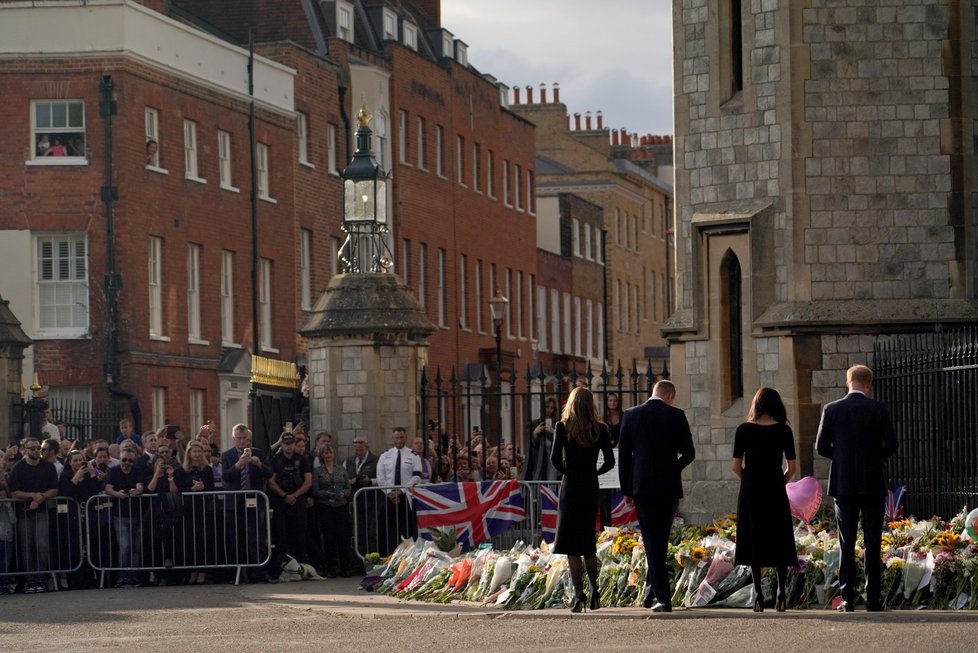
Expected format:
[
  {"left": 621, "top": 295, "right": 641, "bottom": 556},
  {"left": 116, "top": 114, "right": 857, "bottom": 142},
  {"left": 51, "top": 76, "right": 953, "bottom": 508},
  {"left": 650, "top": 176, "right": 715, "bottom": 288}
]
[
  {"left": 0, "top": 497, "right": 84, "bottom": 591},
  {"left": 351, "top": 480, "right": 563, "bottom": 562},
  {"left": 83, "top": 490, "right": 272, "bottom": 586}
]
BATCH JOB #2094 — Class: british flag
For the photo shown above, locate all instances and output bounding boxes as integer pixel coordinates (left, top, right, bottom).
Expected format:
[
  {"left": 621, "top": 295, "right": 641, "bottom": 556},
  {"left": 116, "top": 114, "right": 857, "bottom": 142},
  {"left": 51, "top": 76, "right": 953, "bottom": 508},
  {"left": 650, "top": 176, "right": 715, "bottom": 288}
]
[
  {"left": 408, "top": 480, "right": 525, "bottom": 548},
  {"left": 538, "top": 485, "right": 559, "bottom": 543},
  {"left": 610, "top": 490, "right": 639, "bottom": 528}
]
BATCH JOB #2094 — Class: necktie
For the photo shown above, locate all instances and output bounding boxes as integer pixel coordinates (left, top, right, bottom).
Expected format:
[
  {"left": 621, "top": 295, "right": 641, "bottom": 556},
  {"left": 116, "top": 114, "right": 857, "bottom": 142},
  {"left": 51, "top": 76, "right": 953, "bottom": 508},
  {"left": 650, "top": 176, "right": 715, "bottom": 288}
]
[
  {"left": 240, "top": 451, "right": 251, "bottom": 490},
  {"left": 394, "top": 449, "right": 402, "bottom": 486}
]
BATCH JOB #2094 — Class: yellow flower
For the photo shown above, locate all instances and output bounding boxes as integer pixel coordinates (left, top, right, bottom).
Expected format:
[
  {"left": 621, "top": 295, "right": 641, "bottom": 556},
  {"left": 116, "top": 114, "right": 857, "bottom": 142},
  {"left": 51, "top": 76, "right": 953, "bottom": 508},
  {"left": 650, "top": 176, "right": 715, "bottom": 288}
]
[{"left": 691, "top": 547, "right": 707, "bottom": 562}]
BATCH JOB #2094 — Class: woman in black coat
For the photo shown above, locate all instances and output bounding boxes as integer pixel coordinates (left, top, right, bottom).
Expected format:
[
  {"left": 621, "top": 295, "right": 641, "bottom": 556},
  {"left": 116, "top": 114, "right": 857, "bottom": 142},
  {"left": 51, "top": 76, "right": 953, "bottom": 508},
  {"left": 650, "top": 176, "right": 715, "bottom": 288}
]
[{"left": 550, "top": 387, "right": 615, "bottom": 613}]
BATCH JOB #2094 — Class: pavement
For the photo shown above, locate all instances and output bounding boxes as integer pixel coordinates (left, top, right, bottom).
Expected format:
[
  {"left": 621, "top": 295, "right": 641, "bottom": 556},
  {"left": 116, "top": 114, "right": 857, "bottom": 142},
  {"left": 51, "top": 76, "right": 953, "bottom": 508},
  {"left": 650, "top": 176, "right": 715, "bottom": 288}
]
[{"left": 2, "top": 578, "right": 978, "bottom": 652}]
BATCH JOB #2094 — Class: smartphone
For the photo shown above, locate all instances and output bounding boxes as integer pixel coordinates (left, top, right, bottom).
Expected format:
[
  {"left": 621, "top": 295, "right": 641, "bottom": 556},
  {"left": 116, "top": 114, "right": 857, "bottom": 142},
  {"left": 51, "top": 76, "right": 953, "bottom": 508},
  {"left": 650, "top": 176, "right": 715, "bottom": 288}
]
[
  {"left": 473, "top": 425, "right": 480, "bottom": 433},
  {"left": 243, "top": 448, "right": 252, "bottom": 457},
  {"left": 545, "top": 418, "right": 553, "bottom": 430},
  {"left": 285, "top": 421, "right": 293, "bottom": 432}
]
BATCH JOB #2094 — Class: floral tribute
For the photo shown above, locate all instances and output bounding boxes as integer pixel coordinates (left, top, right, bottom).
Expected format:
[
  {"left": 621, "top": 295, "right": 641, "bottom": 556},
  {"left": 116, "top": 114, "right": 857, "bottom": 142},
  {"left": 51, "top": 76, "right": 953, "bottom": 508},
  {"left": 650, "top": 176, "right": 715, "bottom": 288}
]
[{"left": 366, "top": 507, "right": 978, "bottom": 610}]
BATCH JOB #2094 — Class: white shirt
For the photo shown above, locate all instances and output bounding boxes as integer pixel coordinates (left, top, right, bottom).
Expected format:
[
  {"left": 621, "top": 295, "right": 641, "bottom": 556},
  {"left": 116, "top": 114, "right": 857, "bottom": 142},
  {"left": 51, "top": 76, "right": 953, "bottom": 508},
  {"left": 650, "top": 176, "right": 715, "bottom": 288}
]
[{"left": 375, "top": 446, "right": 422, "bottom": 489}]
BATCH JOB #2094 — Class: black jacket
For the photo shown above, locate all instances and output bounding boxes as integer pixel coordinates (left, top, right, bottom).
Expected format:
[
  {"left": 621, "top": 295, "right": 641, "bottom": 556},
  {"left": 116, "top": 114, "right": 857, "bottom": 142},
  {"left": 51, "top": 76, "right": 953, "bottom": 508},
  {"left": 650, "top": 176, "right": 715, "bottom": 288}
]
[
  {"left": 815, "top": 392, "right": 898, "bottom": 497},
  {"left": 618, "top": 398, "right": 695, "bottom": 499}
]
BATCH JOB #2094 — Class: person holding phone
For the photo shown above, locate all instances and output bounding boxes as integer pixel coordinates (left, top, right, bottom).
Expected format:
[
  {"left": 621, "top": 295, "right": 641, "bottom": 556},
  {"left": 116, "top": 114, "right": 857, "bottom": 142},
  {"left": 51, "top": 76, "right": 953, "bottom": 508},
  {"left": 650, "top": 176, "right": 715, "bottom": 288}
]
[
  {"left": 524, "top": 397, "right": 560, "bottom": 481},
  {"left": 220, "top": 424, "right": 274, "bottom": 582}
]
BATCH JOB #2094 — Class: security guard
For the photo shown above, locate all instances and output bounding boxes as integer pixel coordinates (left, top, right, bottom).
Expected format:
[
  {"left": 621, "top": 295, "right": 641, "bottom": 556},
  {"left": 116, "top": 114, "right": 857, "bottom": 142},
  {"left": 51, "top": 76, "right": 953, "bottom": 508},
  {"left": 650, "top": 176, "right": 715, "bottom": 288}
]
[{"left": 268, "top": 432, "right": 312, "bottom": 569}]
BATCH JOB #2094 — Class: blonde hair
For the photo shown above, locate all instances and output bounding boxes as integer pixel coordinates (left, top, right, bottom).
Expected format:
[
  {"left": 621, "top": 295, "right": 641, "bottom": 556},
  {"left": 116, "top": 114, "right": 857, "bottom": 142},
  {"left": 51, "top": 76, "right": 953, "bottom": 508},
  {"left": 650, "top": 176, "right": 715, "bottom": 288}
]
[
  {"left": 560, "top": 387, "right": 601, "bottom": 447},
  {"left": 182, "top": 440, "right": 207, "bottom": 472}
]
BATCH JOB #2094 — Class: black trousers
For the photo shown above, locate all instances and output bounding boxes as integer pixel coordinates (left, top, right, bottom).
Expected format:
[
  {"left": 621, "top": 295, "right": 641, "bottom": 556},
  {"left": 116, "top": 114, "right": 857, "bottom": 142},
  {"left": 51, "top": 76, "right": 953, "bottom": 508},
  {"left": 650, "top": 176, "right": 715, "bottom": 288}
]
[
  {"left": 635, "top": 495, "right": 678, "bottom": 606},
  {"left": 271, "top": 499, "right": 308, "bottom": 564},
  {"left": 835, "top": 494, "right": 884, "bottom": 607}
]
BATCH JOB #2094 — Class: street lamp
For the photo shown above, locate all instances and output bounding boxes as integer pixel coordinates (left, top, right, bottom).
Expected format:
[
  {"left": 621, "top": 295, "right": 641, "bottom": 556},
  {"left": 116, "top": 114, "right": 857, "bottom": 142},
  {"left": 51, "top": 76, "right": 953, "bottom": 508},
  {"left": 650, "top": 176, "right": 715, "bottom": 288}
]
[
  {"left": 487, "top": 288, "right": 508, "bottom": 452},
  {"left": 338, "top": 105, "right": 392, "bottom": 273}
]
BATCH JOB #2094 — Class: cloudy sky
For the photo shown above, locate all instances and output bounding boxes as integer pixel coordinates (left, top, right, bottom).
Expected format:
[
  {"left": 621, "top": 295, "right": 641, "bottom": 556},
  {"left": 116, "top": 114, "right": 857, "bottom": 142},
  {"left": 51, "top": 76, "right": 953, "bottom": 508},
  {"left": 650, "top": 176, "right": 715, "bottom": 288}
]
[{"left": 441, "top": 0, "right": 674, "bottom": 137}]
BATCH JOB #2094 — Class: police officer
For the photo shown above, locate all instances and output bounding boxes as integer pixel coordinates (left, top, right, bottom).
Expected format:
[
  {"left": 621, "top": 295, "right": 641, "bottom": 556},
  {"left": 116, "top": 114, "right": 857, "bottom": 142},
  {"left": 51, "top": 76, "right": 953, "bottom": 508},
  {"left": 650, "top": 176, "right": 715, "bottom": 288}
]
[{"left": 268, "top": 432, "right": 312, "bottom": 569}]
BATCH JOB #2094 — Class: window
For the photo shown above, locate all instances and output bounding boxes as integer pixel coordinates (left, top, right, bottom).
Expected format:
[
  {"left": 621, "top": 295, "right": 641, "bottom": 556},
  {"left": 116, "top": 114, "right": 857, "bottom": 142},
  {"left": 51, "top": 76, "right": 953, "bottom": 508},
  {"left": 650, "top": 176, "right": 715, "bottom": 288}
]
[
  {"left": 649, "top": 270, "right": 656, "bottom": 322},
  {"left": 417, "top": 243, "right": 427, "bottom": 307},
  {"left": 536, "top": 286, "right": 547, "bottom": 351},
  {"left": 31, "top": 100, "right": 86, "bottom": 163},
  {"left": 472, "top": 143, "right": 481, "bottom": 191},
  {"left": 584, "top": 224, "right": 592, "bottom": 260},
  {"left": 456, "top": 42, "right": 468, "bottom": 66},
  {"left": 459, "top": 254, "right": 468, "bottom": 329},
  {"left": 442, "top": 33, "right": 454, "bottom": 59},
  {"left": 327, "top": 123, "right": 338, "bottom": 174},
  {"left": 375, "top": 111, "right": 389, "bottom": 172},
  {"left": 297, "top": 112, "right": 310, "bottom": 165},
  {"left": 487, "top": 150, "right": 495, "bottom": 198},
  {"left": 528, "top": 273, "right": 535, "bottom": 341},
  {"left": 550, "top": 288, "right": 560, "bottom": 354},
  {"left": 151, "top": 387, "right": 166, "bottom": 430},
  {"left": 187, "top": 244, "right": 203, "bottom": 341},
  {"left": 456, "top": 135, "right": 465, "bottom": 185},
  {"left": 300, "top": 229, "right": 312, "bottom": 310},
  {"left": 259, "top": 258, "right": 273, "bottom": 350},
  {"left": 597, "top": 303, "right": 605, "bottom": 361},
  {"left": 475, "top": 259, "right": 483, "bottom": 333},
  {"left": 435, "top": 125, "right": 445, "bottom": 177},
  {"left": 504, "top": 268, "right": 512, "bottom": 338},
  {"left": 35, "top": 234, "right": 88, "bottom": 335},
  {"left": 614, "top": 208, "right": 622, "bottom": 245},
  {"left": 183, "top": 119, "right": 202, "bottom": 180},
  {"left": 437, "top": 249, "right": 446, "bottom": 327},
  {"left": 585, "top": 299, "right": 593, "bottom": 358},
  {"left": 221, "top": 250, "right": 234, "bottom": 345},
  {"left": 502, "top": 160, "right": 511, "bottom": 206},
  {"left": 562, "top": 293, "right": 571, "bottom": 353},
  {"left": 515, "top": 270, "right": 523, "bottom": 338},
  {"left": 721, "top": 250, "right": 744, "bottom": 402},
  {"left": 630, "top": 283, "right": 639, "bottom": 333},
  {"left": 189, "top": 389, "right": 204, "bottom": 436},
  {"left": 383, "top": 9, "right": 397, "bottom": 40},
  {"left": 48, "top": 386, "right": 92, "bottom": 439},
  {"left": 149, "top": 237, "right": 163, "bottom": 338},
  {"left": 145, "top": 107, "right": 161, "bottom": 168},
  {"left": 597, "top": 228, "right": 605, "bottom": 264},
  {"left": 614, "top": 279, "right": 622, "bottom": 331},
  {"left": 337, "top": 1, "right": 354, "bottom": 42},
  {"left": 573, "top": 297, "right": 582, "bottom": 355},
  {"left": 218, "top": 130, "right": 236, "bottom": 190},
  {"left": 256, "top": 142, "right": 271, "bottom": 200},
  {"left": 330, "top": 236, "right": 341, "bottom": 277},
  {"left": 403, "top": 22, "right": 418, "bottom": 50},
  {"left": 398, "top": 110, "right": 409, "bottom": 164},
  {"left": 400, "top": 239, "right": 411, "bottom": 284},
  {"left": 526, "top": 170, "right": 535, "bottom": 213},
  {"left": 572, "top": 219, "right": 581, "bottom": 257},
  {"left": 416, "top": 117, "right": 426, "bottom": 169},
  {"left": 514, "top": 164, "right": 522, "bottom": 210},
  {"left": 488, "top": 263, "right": 496, "bottom": 328}
]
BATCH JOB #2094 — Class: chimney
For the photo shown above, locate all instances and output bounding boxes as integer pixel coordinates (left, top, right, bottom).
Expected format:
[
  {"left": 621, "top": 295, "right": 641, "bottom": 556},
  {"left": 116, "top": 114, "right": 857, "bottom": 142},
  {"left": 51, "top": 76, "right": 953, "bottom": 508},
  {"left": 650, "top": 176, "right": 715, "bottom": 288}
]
[
  {"left": 553, "top": 83, "right": 560, "bottom": 103},
  {"left": 574, "top": 113, "right": 581, "bottom": 130},
  {"left": 513, "top": 86, "right": 520, "bottom": 104},
  {"left": 620, "top": 127, "right": 627, "bottom": 143},
  {"left": 612, "top": 129, "right": 620, "bottom": 146},
  {"left": 585, "top": 111, "right": 592, "bottom": 130},
  {"left": 539, "top": 83, "right": 547, "bottom": 103},
  {"left": 526, "top": 85, "right": 533, "bottom": 104},
  {"left": 596, "top": 111, "right": 603, "bottom": 130}
]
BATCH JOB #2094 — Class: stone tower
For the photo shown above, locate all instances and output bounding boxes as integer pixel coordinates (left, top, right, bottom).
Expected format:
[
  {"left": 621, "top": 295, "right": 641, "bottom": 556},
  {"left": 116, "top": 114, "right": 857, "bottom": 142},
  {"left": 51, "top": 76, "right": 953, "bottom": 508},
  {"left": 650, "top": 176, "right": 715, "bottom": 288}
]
[{"left": 668, "top": 1, "right": 978, "bottom": 521}]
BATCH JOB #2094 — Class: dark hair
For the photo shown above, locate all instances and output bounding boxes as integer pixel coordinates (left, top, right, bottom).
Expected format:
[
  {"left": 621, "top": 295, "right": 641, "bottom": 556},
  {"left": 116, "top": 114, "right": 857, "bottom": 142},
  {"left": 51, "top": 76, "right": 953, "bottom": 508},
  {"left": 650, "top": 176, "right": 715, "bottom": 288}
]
[{"left": 746, "top": 387, "right": 788, "bottom": 424}]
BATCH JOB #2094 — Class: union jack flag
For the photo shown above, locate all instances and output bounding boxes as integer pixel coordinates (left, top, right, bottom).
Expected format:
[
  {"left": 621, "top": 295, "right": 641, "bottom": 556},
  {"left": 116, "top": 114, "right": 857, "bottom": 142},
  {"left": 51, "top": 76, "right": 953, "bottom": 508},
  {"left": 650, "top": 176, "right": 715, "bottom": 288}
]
[
  {"left": 408, "top": 480, "right": 525, "bottom": 549},
  {"left": 610, "top": 490, "right": 639, "bottom": 528},
  {"left": 539, "top": 485, "right": 559, "bottom": 543}
]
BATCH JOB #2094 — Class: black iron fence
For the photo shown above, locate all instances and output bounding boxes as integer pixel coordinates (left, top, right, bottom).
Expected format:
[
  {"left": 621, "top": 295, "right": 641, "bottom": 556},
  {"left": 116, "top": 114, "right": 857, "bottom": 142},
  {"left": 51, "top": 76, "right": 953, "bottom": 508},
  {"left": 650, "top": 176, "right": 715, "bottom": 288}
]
[
  {"left": 875, "top": 327, "right": 978, "bottom": 519},
  {"left": 418, "top": 358, "right": 669, "bottom": 479},
  {"left": 10, "top": 397, "right": 127, "bottom": 445}
]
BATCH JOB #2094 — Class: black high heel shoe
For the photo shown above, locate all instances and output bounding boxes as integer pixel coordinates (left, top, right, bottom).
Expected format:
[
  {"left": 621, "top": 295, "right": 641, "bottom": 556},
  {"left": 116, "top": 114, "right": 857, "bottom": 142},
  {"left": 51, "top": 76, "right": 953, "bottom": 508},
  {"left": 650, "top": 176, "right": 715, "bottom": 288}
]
[
  {"left": 589, "top": 592, "right": 600, "bottom": 611},
  {"left": 753, "top": 596, "right": 764, "bottom": 613},
  {"left": 776, "top": 593, "right": 787, "bottom": 612},
  {"left": 571, "top": 592, "right": 587, "bottom": 613}
]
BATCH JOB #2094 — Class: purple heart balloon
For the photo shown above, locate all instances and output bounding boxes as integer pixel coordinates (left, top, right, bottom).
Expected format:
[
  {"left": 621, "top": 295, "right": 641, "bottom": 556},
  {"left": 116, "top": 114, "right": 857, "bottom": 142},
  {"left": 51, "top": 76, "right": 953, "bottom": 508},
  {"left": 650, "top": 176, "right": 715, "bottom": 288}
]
[{"left": 785, "top": 476, "right": 823, "bottom": 523}]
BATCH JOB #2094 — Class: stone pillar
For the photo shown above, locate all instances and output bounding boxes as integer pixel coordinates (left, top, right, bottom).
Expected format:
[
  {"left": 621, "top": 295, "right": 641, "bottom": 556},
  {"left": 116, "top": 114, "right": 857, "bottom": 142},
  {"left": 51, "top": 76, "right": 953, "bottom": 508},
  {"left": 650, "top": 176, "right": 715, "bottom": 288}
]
[
  {"left": 300, "top": 274, "right": 435, "bottom": 458},
  {"left": 0, "top": 296, "right": 32, "bottom": 447}
]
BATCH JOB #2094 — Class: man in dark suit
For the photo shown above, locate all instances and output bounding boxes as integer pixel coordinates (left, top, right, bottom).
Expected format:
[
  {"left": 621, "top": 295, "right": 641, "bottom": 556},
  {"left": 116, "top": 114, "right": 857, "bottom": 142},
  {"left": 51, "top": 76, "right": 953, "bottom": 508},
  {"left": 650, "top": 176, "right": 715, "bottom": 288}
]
[
  {"left": 344, "top": 437, "right": 379, "bottom": 567},
  {"left": 816, "top": 364, "right": 898, "bottom": 612},
  {"left": 221, "top": 423, "right": 274, "bottom": 582},
  {"left": 618, "top": 380, "right": 696, "bottom": 612}
]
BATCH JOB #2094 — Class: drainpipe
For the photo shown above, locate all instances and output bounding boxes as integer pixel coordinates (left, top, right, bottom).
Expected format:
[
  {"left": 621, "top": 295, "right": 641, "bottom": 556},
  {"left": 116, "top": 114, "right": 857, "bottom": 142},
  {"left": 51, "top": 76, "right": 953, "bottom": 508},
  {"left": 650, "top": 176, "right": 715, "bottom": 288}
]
[{"left": 100, "top": 74, "right": 141, "bottom": 431}]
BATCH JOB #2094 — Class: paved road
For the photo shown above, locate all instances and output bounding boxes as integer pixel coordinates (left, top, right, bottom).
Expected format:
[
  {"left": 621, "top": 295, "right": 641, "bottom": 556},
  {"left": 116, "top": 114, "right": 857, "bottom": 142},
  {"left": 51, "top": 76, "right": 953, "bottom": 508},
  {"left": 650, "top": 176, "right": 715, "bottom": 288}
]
[{"left": 2, "top": 579, "right": 977, "bottom": 652}]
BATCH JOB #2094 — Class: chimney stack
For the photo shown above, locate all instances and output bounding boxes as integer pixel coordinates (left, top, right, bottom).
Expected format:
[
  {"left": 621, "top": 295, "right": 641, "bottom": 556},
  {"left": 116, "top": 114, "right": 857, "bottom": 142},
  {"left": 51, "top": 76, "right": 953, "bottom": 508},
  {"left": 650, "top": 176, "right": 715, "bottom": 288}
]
[
  {"left": 553, "top": 83, "right": 560, "bottom": 103},
  {"left": 512, "top": 85, "right": 520, "bottom": 104},
  {"left": 612, "top": 129, "right": 620, "bottom": 146},
  {"left": 526, "top": 85, "right": 533, "bottom": 103},
  {"left": 574, "top": 113, "right": 581, "bottom": 130},
  {"left": 596, "top": 110, "right": 603, "bottom": 130},
  {"left": 539, "top": 83, "right": 547, "bottom": 103},
  {"left": 585, "top": 111, "right": 592, "bottom": 130}
]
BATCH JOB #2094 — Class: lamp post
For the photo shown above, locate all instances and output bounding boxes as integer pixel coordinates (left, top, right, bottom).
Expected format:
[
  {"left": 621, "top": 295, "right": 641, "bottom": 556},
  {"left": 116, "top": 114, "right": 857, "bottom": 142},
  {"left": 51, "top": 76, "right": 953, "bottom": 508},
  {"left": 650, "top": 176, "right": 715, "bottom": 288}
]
[
  {"left": 338, "top": 105, "right": 392, "bottom": 273},
  {"left": 487, "top": 288, "right": 509, "bottom": 452}
]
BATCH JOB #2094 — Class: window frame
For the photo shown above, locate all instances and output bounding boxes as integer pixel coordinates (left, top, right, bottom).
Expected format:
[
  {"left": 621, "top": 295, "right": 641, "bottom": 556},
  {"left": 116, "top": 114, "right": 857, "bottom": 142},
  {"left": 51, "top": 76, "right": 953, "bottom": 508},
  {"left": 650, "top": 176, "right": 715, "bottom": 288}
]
[
  {"left": 300, "top": 228, "right": 312, "bottom": 310},
  {"left": 34, "top": 233, "right": 89, "bottom": 337},
  {"left": 145, "top": 107, "right": 164, "bottom": 172},
  {"left": 29, "top": 99, "right": 87, "bottom": 166},
  {"left": 218, "top": 130, "right": 237, "bottom": 191},
  {"left": 183, "top": 119, "right": 204, "bottom": 182},
  {"left": 221, "top": 250, "right": 235, "bottom": 346},
  {"left": 256, "top": 142, "right": 274, "bottom": 202},
  {"left": 259, "top": 258, "right": 274, "bottom": 351},
  {"left": 297, "top": 111, "right": 312, "bottom": 167},
  {"left": 149, "top": 236, "right": 165, "bottom": 339},
  {"left": 187, "top": 243, "right": 205, "bottom": 343}
]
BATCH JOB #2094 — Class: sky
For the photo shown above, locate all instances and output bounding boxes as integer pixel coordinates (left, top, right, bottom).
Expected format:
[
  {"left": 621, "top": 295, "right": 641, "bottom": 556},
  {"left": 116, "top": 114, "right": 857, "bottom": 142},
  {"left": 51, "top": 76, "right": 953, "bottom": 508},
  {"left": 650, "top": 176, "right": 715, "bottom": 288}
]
[{"left": 440, "top": 0, "right": 674, "bottom": 137}]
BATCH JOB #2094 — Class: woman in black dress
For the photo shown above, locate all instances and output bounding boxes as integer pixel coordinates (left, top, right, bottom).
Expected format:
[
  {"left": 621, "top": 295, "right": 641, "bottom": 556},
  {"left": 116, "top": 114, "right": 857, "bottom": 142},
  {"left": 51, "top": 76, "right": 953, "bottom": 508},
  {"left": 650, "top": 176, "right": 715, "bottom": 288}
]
[
  {"left": 731, "top": 387, "right": 797, "bottom": 612},
  {"left": 550, "top": 387, "right": 615, "bottom": 613},
  {"left": 182, "top": 440, "right": 215, "bottom": 583}
]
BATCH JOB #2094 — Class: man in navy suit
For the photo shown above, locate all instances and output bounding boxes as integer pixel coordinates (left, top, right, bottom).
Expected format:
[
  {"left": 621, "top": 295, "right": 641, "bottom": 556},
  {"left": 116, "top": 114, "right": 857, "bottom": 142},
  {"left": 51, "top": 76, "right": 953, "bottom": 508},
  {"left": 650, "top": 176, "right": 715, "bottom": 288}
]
[
  {"left": 221, "top": 423, "right": 275, "bottom": 582},
  {"left": 618, "top": 380, "right": 696, "bottom": 612},
  {"left": 816, "top": 364, "right": 898, "bottom": 612}
]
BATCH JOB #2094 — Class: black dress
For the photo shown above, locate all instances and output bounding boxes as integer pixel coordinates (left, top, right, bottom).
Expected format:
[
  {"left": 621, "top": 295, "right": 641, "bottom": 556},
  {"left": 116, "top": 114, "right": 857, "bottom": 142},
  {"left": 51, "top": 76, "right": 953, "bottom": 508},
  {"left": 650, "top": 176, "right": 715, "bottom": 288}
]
[
  {"left": 733, "top": 422, "right": 797, "bottom": 567},
  {"left": 550, "top": 421, "right": 615, "bottom": 556}
]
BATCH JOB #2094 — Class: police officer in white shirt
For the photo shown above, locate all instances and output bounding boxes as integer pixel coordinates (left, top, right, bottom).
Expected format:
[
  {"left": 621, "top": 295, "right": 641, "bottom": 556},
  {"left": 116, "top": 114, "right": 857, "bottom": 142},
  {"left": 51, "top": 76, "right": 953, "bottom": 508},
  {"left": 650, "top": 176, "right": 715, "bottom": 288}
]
[{"left": 374, "top": 427, "right": 422, "bottom": 553}]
